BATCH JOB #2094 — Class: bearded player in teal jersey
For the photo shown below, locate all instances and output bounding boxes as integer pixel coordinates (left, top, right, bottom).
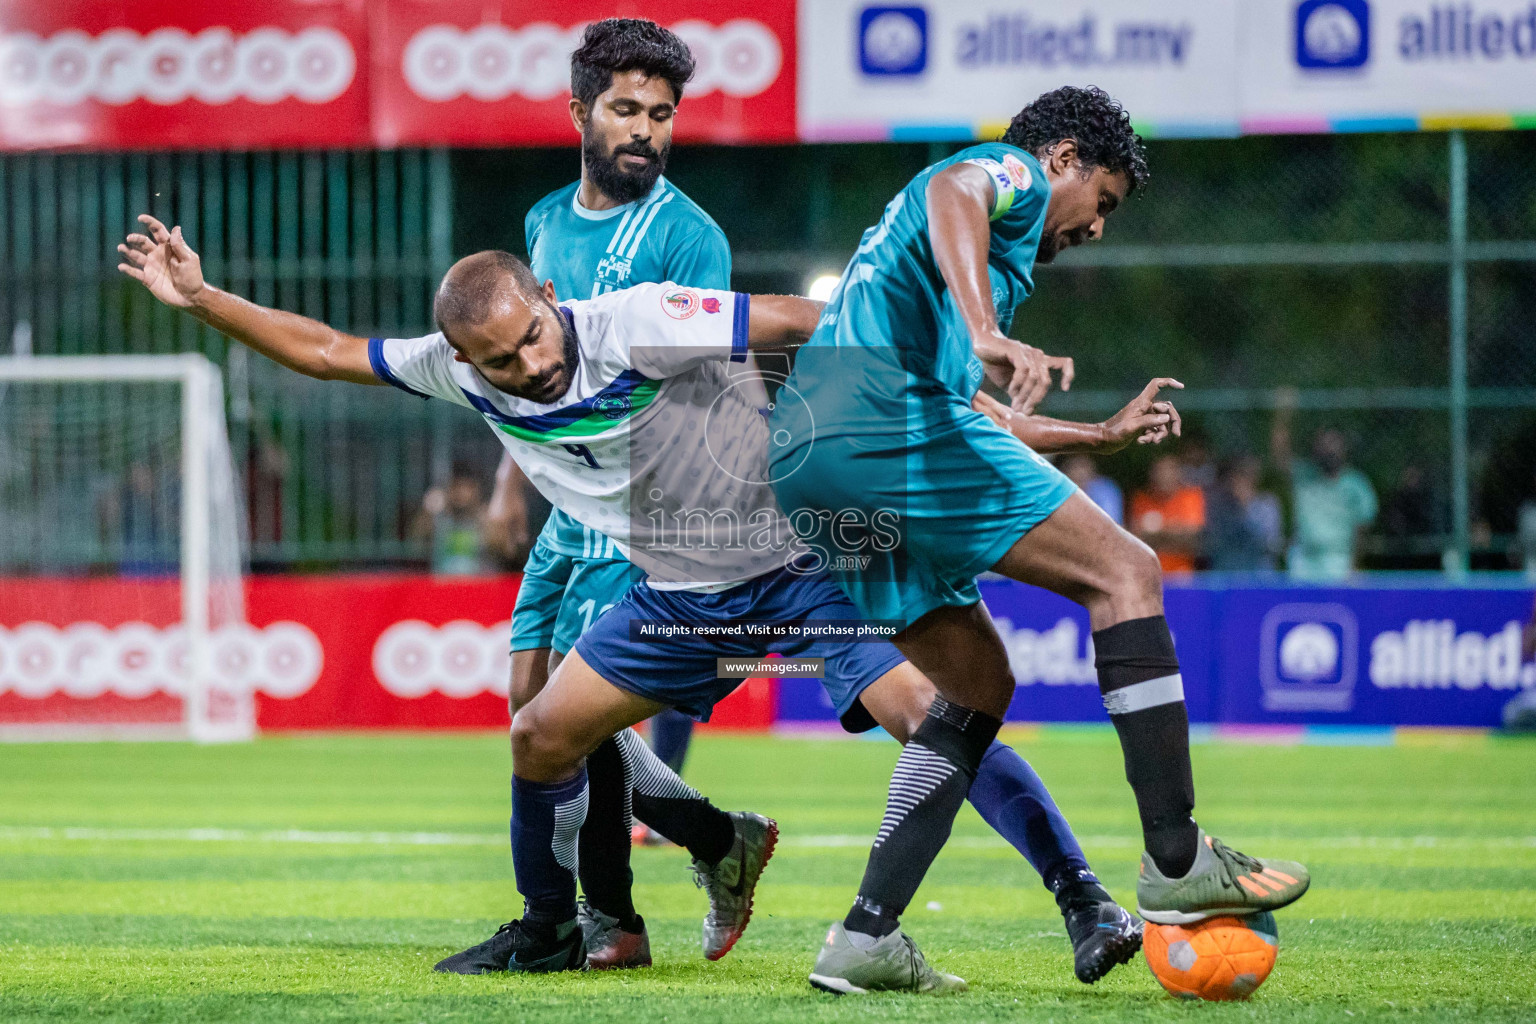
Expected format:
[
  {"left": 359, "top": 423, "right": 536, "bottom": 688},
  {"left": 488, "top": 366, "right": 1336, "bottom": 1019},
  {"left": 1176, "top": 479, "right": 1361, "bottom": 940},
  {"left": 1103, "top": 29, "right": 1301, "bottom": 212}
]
[
  {"left": 771, "top": 87, "right": 1310, "bottom": 989},
  {"left": 474, "top": 20, "right": 774, "bottom": 971}
]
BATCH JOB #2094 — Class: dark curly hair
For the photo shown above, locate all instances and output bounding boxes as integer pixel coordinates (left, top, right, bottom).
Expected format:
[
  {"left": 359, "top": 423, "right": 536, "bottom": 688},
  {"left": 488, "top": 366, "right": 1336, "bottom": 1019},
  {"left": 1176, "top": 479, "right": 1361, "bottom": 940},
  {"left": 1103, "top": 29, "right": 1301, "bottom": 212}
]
[
  {"left": 1002, "top": 85, "right": 1148, "bottom": 193},
  {"left": 570, "top": 19, "right": 696, "bottom": 109}
]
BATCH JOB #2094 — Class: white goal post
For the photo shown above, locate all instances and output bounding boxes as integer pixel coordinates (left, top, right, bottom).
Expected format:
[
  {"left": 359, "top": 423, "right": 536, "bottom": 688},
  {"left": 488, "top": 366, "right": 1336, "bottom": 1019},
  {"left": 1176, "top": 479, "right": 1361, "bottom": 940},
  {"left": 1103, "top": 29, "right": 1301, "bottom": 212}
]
[{"left": 0, "top": 354, "right": 253, "bottom": 742}]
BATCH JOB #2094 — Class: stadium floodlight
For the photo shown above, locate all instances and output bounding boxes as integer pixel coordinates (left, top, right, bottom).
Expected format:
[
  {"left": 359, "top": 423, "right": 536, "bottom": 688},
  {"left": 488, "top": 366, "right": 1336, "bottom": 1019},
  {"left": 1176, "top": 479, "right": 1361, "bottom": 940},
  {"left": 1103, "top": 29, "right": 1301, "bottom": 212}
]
[
  {"left": 0, "top": 354, "right": 253, "bottom": 742},
  {"left": 806, "top": 274, "right": 841, "bottom": 302}
]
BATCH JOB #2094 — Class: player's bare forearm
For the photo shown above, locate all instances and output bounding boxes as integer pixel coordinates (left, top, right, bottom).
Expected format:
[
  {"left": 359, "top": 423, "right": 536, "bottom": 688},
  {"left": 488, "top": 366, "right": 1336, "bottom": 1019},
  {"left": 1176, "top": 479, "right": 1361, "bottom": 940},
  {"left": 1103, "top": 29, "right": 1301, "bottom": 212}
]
[
  {"left": 972, "top": 391, "right": 1107, "bottom": 453},
  {"left": 188, "top": 287, "right": 380, "bottom": 385},
  {"left": 117, "top": 213, "right": 379, "bottom": 386},
  {"left": 928, "top": 165, "right": 1001, "bottom": 341},
  {"left": 928, "top": 166, "right": 1070, "bottom": 412},
  {"left": 973, "top": 383, "right": 1181, "bottom": 454},
  {"left": 746, "top": 294, "right": 824, "bottom": 351},
  {"left": 484, "top": 453, "right": 532, "bottom": 560},
  {"left": 1005, "top": 415, "right": 1111, "bottom": 454}
]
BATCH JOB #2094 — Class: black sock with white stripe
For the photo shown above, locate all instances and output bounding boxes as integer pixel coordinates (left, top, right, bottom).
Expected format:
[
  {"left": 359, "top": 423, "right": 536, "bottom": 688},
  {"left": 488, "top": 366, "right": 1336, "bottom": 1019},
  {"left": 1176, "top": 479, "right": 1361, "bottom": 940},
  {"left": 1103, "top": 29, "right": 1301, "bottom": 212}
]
[
  {"left": 845, "top": 697, "right": 1001, "bottom": 940},
  {"left": 1094, "top": 615, "right": 1199, "bottom": 878},
  {"left": 615, "top": 727, "right": 735, "bottom": 866}
]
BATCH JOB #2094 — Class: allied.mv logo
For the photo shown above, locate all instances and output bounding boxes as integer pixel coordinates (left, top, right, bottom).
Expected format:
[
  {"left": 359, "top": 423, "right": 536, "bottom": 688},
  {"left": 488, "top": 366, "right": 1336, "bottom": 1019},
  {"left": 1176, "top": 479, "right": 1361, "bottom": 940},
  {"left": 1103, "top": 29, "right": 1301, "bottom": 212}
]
[
  {"left": 1260, "top": 603, "right": 1359, "bottom": 712},
  {"left": 1295, "top": 0, "right": 1370, "bottom": 69},
  {"left": 858, "top": 6, "right": 928, "bottom": 77}
]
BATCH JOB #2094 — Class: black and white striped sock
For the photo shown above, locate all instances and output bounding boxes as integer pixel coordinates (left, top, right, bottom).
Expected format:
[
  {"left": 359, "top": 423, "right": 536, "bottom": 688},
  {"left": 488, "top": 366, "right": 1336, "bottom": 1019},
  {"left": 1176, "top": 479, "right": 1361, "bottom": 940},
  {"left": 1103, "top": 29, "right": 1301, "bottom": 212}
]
[
  {"left": 615, "top": 727, "right": 735, "bottom": 866},
  {"left": 1094, "top": 614, "right": 1199, "bottom": 878},
  {"left": 846, "top": 697, "right": 1001, "bottom": 938}
]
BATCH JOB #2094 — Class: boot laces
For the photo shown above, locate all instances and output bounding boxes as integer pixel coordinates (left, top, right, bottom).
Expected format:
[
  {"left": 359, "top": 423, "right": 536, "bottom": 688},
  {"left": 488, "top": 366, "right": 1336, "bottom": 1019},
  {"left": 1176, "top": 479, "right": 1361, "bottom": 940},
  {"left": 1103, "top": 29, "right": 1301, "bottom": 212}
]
[
  {"left": 691, "top": 860, "right": 737, "bottom": 920},
  {"left": 900, "top": 933, "right": 933, "bottom": 987},
  {"left": 1209, "top": 837, "right": 1264, "bottom": 888}
]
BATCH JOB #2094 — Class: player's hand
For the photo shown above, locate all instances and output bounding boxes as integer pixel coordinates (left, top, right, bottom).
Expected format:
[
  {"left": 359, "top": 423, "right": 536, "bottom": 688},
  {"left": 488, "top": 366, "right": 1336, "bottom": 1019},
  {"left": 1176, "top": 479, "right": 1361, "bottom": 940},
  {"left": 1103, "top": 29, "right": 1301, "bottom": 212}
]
[
  {"left": 1098, "top": 378, "right": 1184, "bottom": 453},
  {"left": 974, "top": 332, "right": 1074, "bottom": 414},
  {"left": 117, "top": 214, "right": 205, "bottom": 309}
]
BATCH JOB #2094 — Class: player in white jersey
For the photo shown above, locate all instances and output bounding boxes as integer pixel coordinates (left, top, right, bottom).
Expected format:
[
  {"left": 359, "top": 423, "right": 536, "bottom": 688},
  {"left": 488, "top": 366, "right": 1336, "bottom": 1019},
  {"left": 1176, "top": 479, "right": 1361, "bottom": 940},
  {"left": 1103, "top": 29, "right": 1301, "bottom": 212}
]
[{"left": 119, "top": 220, "right": 1182, "bottom": 989}]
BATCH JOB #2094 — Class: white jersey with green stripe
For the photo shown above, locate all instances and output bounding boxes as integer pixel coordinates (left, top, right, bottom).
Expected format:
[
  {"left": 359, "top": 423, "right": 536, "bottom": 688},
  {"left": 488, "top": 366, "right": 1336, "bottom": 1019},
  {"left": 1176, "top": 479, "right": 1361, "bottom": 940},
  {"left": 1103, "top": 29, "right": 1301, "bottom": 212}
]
[
  {"left": 370, "top": 282, "right": 796, "bottom": 591},
  {"left": 525, "top": 177, "right": 732, "bottom": 558}
]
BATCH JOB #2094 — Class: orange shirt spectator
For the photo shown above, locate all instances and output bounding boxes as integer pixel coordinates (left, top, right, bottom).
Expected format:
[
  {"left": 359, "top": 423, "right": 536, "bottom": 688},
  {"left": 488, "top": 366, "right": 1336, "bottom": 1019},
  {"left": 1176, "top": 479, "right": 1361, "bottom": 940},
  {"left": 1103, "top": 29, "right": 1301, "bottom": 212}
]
[{"left": 1130, "top": 454, "right": 1206, "bottom": 573}]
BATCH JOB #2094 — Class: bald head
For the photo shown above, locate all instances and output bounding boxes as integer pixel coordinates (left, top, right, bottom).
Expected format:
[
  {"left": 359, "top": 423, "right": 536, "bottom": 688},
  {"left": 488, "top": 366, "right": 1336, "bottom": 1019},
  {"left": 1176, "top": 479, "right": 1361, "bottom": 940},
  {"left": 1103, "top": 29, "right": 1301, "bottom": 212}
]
[
  {"left": 429, "top": 251, "right": 579, "bottom": 404},
  {"left": 434, "top": 251, "right": 543, "bottom": 346}
]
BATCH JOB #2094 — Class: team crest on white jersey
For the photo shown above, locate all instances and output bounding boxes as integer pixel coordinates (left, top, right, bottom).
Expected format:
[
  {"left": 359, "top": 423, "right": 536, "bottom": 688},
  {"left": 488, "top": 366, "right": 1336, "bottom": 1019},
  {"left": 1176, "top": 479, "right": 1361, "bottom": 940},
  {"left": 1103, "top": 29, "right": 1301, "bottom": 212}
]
[
  {"left": 593, "top": 393, "right": 633, "bottom": 420},
  {"left": 662, "top": 288, "right": 701, "bottom": 319}
]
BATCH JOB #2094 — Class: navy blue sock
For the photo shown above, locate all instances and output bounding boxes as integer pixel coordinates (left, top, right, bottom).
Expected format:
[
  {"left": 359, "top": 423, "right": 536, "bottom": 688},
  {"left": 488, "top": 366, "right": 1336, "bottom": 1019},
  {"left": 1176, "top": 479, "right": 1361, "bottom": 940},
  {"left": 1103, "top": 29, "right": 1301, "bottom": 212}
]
[
  {"left": 510, "top": 769, "right": 588, "bottom": 925},
  {"left": 649, "top": 709, "right": 695, "bottom": 773},
  {"left": 968, "top": 741, "right": 1093, "bottom": 891}
]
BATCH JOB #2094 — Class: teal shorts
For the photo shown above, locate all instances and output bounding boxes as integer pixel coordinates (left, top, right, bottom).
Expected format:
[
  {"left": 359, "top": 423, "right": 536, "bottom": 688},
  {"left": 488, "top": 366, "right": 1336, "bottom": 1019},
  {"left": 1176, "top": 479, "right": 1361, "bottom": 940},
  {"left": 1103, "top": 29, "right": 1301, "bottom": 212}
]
[
  {"left": 510, "top": 533, "right": 645, "bottom": 655},
  {"left": 770, "top": 401, "right": 1076, "bottom": 627}
]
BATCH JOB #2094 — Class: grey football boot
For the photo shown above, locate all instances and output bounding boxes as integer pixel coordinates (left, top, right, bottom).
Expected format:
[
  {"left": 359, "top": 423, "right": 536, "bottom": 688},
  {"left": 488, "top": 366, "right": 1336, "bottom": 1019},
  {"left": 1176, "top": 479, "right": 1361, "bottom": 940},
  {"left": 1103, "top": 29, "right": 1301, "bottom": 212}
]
[
  {"left": 808, "top": 922, "right": 967, "bottom": 995},
  {"left": 1137, "top": 829, "right": 1310, "bottom": 924},
  {"left": 692, "top": 811, "right": 779, "bottom": 960}
]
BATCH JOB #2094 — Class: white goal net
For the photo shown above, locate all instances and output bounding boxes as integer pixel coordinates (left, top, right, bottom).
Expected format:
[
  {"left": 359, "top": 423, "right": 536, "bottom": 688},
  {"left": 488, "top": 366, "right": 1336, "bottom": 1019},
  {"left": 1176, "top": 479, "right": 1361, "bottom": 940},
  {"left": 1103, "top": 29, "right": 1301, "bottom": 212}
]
[{"left": 0, "top": 354, "right": 253, "bottom": 741}]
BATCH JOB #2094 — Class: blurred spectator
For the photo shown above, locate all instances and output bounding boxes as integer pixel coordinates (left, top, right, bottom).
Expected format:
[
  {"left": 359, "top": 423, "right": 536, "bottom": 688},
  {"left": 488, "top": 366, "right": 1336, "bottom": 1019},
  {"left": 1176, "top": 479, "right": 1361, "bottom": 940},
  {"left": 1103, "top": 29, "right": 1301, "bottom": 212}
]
[
  {"left": 1382, "top": 464, "right": 1445, "bottom": 541},
  {"left": 1519, "top": 469, "right": 1536, "bottom": 579},
  {"left": 413, "top": 462, "right": 491, "bottom": 576},
  {"left": 484, "top": 453, "right": 541, "bottom": 570},
  {"left": 1272, "top": 397, "right": 1378, "bottom": 580},
  {"left": 1205, "top": 454, "right": 1283, "bottom": 571},
  {"left": 1130, "top": 454, "right": 1205, "bottom": 574},
  {"left": 1501, "top": 596, "right": 1536, "bottom": 730},
  {"left": 1179, "top": 434, "right": 1216, "bottom": 491},
  {"left": 96, "top": 460, "right": 176, "bottom": 575},
  {"left": 1061, "top": 454, "right": 1123, "bottom": 525}
]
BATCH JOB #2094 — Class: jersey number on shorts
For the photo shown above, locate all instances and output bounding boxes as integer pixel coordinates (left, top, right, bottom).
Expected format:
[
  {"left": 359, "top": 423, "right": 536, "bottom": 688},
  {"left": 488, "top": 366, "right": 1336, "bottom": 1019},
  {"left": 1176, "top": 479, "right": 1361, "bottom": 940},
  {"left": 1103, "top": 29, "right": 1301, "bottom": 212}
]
[
  {"left": 577, "top": 598, "right": 618, "bottom": 632},
  {"left": 562, "top": 443, "right": 600, "bottom": 469}
]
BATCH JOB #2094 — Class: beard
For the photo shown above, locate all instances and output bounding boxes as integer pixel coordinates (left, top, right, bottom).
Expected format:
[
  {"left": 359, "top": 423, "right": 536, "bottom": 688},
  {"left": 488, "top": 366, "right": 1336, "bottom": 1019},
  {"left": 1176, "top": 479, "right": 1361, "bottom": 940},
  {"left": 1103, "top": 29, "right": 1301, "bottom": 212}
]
[
  {"left": 515, "top": 302, "right": 581, "bottom": 404},
  {"left": 583, "top": 126, "right": 669, "bottom": 205},
  {"left": 1035, "top": 225, "right": 1091, "bottom": 265},
  {"left": 1036, "top": 232, "right": 1061, "bottom": 265}
]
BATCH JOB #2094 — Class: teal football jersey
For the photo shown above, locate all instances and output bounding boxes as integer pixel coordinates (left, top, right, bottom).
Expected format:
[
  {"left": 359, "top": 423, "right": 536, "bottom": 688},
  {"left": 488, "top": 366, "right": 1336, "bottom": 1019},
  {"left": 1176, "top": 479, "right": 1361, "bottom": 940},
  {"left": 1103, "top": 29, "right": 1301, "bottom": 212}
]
[
  {"left": 524, "top": 176, "right": 732, "bottom": 556},
  {"left": 776, "top": 142, "right": 1048, "bottom": 441}
]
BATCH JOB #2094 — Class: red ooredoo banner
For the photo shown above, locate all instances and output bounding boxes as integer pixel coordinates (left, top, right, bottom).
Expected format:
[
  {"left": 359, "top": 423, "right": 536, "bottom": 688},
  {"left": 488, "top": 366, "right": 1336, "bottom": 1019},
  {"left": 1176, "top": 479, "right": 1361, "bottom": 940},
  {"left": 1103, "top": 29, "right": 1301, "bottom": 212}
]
[
  {"left": 371, "top": 0, "right": 796, "bottom": 147},
  {"left": 0, "top": 575, "right": 776, "bottom": 731},
  {"left": 0, "top": 2, "right": 795, "bottom": 151},
  {"left": 0, "top": 0, "right": 370, "bottom": 150}
]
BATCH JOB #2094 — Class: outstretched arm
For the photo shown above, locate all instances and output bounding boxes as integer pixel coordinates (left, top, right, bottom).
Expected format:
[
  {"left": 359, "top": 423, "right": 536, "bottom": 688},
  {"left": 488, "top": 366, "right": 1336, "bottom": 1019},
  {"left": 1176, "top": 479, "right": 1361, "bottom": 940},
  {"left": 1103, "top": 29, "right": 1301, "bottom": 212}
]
[
  {"left": 746, "top": 294, "right": 824, "bottom": 352},
  {"left": 483, "top": 453, "right": 535, "bottom": 564},
  {"left": 117, "top": 214, "right": 380, "bottom": 385},
  {"left": 974, "top": 378, "right": 1184, "bottom": 454},
  {"left": 929, "top": 163, "right": 1071, "bottom": 414}
]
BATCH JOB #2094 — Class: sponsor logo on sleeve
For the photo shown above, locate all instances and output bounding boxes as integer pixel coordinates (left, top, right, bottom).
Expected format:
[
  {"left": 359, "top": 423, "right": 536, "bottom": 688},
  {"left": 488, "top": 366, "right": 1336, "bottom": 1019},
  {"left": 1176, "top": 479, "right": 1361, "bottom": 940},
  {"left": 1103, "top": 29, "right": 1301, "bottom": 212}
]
[
  {"left": 702, "top": 297, "right": 721, "bottom": 314},
  {"left": 1002, "top": 153, "right": 1032, "bottom": 190},
  {"left": 661, "top": 288, "right": 700, "bottom": 319}
]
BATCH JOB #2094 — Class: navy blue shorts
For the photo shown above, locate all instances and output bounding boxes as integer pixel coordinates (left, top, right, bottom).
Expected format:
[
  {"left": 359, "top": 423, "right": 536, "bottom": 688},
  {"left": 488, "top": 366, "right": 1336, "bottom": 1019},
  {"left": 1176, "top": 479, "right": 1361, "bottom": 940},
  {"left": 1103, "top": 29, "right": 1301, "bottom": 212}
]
[{"left": 573, "top": 564, "right": 907, "bottom": 723}]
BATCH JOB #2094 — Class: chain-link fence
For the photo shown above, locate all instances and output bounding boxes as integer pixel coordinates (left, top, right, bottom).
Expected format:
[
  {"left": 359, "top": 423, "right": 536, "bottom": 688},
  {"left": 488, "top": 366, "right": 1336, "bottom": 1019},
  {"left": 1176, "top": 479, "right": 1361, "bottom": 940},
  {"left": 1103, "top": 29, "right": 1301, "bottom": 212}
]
[{"left": 4, "top": 131, "right": 1534, "bottom": 571}]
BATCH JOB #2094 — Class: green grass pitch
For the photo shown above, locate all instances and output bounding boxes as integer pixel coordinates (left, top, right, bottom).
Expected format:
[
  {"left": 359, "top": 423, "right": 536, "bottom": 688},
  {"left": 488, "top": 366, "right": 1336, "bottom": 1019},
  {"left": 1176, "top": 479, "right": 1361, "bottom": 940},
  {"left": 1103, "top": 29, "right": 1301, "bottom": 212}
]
[{"left": 2, "top": 728, "right": 1534, "bottom": 1023}]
